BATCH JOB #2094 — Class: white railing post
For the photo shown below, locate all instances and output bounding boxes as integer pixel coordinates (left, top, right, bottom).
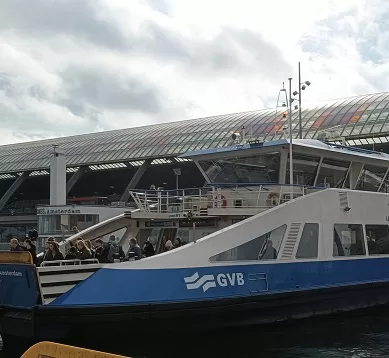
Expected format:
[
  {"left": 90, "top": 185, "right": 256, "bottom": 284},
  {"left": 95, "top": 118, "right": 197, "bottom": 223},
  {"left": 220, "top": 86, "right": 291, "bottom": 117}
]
[
  {"left": 144, "top": 191, "right": 148, "bottom": 212},
  {"left": 279, "top": 185, "right": 283, "bottom": 205},
  {"left": 257, "top": 185, "right": 262, "bottom": 208},
  {"left": 157, "top": 191, "right": 161, "bottom": 213}
]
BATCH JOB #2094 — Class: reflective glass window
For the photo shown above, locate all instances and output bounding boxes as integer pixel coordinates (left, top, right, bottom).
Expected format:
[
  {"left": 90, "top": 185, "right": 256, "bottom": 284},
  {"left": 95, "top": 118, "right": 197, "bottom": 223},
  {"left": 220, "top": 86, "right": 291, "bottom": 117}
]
[
  {"left": 286, "top": 153, "right": 321, "bottom": 186},
  {"left": 356, "top": 164, "right": 388, "bottom": 192},
  {"left": 316, "top": 158, "right": 350, "bottom": 188},
  {"left": 365, "top": 225, "right": 389, "bottom": 255},
  {"left": 199, "top": 152, "right": 281, "bottom": 184},
  {"left": 296, "top": 223, "right": 319, "bottom": 259},
  {"left": 210, "top": 225, "right": 287, "bottom": 261},
  {"left": 333, "top": 224, "right": 365, "bottom": 257}
]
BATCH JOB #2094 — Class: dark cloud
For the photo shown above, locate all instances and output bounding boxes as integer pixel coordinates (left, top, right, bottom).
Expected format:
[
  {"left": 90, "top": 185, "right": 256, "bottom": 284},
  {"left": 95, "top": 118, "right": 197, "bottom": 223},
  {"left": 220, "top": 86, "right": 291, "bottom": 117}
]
[
  {"left": 134, "top": 22, "right": 292, "bottom": 78},
  {"left": 0, "top": 0, "right": 293, "bottom": 143},
  {"left": 59, "top": 66, "right": 163, "bottom": 114},
  {"left": 0, "top": 0, "right": 291, "bottom": 78},
  {"left": 0, "top": 0, "right": 128, "bottom": 50}
]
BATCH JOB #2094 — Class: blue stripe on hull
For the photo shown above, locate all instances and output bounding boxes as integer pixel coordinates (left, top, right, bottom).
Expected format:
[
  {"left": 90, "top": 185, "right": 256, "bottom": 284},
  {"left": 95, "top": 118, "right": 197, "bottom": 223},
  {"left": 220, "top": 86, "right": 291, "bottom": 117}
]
[{"left": 49, "top": 258, "right": 389, "bottom": 306}]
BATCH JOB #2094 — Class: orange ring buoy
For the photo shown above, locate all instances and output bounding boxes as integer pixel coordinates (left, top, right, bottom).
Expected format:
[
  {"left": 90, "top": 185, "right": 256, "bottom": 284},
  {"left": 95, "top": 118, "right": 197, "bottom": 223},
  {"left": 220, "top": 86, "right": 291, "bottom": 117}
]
[{"left": 267, "top": 192, "right": 279, "bottom": 206}]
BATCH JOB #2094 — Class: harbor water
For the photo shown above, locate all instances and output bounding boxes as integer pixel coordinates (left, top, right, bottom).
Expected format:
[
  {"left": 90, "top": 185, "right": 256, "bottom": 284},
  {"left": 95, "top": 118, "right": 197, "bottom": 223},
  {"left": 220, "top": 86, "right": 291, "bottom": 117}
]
[{"left": 3, "top": 307, "right": 389, "bottom": 357}]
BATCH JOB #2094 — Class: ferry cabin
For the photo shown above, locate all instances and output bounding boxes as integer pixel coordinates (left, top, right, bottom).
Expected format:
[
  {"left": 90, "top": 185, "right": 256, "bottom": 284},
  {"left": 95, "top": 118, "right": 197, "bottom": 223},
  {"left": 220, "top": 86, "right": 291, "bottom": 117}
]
[{"left": 126, "top": 139, "right": 389, "bottom": 250}]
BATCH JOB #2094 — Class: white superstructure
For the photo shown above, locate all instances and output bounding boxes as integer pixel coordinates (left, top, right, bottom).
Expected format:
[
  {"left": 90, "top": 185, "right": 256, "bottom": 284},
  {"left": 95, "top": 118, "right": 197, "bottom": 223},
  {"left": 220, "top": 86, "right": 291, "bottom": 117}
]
[{"left": 36, "top": 139, "right": 389, "bottom": 303}]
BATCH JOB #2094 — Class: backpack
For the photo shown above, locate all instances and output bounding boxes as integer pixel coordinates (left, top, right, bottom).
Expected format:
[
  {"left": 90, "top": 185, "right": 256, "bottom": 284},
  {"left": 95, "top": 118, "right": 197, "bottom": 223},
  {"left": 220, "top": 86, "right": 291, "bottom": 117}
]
[{"left": 107, "top": 242, "right": 120, "bottom": 262}]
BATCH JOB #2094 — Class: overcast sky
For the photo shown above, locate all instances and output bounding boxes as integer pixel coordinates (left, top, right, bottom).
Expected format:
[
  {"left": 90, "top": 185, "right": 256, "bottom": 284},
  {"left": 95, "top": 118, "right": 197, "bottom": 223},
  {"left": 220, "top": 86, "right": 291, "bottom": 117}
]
[{"left": 0, "top": 0, "right": 387, "bottom": 144}]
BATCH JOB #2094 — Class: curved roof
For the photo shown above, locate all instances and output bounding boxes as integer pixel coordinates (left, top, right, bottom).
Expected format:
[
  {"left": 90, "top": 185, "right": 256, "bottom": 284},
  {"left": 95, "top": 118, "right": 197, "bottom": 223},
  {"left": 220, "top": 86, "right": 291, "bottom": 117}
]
[{"left": 1, "top": 91, "right": 389, "bottom": 174}]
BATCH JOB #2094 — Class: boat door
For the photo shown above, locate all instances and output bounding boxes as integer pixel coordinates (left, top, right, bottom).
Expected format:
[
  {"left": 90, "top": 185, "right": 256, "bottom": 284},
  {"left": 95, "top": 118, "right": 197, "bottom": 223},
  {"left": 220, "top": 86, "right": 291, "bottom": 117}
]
[
  {"left": 136, "top": 227, "right": 177, "bottom": 253},
  {"left": 155, "top": 228, "right": 177, "bottom": 253}
]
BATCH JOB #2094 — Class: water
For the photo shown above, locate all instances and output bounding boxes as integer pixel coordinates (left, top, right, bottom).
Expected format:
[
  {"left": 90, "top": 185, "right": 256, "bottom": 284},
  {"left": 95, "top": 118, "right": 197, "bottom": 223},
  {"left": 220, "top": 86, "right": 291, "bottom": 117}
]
[{"left": 3, "top": 309, "right": 389, "bottom": 357}]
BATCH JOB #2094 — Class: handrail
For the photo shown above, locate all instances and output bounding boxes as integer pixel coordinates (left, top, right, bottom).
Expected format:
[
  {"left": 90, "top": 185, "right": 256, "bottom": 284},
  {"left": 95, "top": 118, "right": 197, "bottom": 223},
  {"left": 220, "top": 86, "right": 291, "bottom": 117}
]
[
  {"left": 128, "top": 184, "right": 323, "bottom": 213},
  {"left": 129, "top": 183, "right": 325, "bottom": 194},
  {"left": 40, "top": 258, "right": 99, "bottom": 267},
  {"left": 205, "top": 183, "right": 325, "bottom": 189}
]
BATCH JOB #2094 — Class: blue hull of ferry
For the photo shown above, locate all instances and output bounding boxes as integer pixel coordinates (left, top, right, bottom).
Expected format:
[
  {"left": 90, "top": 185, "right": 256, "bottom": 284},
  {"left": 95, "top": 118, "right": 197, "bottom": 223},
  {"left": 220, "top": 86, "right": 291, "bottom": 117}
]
[
  {"left": 48, "top": 258, "right": 389, "bottom": 306},
  {"left": 3, "top": 258, "right": 389, "bottom": 343}
]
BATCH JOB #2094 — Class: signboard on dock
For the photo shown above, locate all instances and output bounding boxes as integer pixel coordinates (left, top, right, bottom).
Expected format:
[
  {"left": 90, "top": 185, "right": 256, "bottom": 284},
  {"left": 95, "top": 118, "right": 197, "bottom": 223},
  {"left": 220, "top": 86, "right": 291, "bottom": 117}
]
[
  {"left": 145, "top": 221, "right": 177, "bottom": 228},
  {"left": 37, "top": 206, "right": 81, "bottom": 215},
  {"left": 179, "top": 218, "right": 217, "bottom": 227}
]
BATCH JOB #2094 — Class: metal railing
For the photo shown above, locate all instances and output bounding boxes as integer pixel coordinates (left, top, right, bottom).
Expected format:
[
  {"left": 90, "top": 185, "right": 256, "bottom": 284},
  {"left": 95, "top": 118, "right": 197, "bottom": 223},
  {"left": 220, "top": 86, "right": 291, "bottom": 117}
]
[
  {"left": 40, "top": 258, "right": 99, "bottom": 267},
  {"left": 129, "top": 184, "right": 324, "bottom": 214}
]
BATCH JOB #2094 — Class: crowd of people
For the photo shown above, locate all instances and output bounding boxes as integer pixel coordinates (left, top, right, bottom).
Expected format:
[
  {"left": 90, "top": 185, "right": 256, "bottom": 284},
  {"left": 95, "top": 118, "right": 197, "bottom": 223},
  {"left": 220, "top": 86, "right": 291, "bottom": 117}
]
[{"left": 8, "top": 233, "right": 188, "bottom": 267}]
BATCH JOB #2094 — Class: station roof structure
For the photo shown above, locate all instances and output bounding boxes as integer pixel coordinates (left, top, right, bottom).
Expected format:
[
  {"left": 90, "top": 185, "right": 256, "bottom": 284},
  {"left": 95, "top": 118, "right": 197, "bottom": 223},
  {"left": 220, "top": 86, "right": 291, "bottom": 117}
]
[{"left": 1, "top": 91, "right": 389, "bottom": 176}]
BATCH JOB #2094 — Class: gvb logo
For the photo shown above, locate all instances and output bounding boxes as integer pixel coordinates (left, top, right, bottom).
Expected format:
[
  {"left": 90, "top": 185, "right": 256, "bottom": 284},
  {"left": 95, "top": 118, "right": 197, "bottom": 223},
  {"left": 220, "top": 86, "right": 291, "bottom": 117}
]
[{"left": 184, "top": 272, "right": 244, "bottom": 292}]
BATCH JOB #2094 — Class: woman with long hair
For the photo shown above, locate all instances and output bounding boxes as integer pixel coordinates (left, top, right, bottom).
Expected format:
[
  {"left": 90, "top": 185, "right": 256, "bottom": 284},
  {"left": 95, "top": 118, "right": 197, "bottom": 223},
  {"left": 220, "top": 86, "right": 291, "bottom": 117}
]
[
  {"left": 24, "top": 239, "right": 37, "bottom": 265},
  {"left": 75, "top": 240, "right": 92, "bottom": 261},
  {"left": 44, "top": 241, "right": 64, "bottom": 262}
]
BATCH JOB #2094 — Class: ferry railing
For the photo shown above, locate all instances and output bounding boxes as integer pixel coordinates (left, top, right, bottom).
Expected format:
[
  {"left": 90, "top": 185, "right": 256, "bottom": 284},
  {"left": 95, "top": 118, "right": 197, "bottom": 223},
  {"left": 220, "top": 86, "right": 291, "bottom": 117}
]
[
  {"left": 40, "top": 258, "right": 99, "bottom": 267},
  {"left": 128, "top": 184, "right": 325, "bottom": 214}
]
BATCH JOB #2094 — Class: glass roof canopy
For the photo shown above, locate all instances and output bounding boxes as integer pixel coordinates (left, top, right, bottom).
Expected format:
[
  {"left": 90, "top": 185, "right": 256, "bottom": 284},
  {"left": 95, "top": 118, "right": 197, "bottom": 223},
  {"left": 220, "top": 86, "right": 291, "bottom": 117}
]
[{"left": 1, "top": 91, "right": 389, "bottom": 175}]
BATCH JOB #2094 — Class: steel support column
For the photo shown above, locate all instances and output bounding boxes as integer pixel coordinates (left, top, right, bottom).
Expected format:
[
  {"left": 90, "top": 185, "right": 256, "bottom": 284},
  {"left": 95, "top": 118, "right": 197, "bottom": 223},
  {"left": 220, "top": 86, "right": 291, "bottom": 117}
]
[
  {"left": 0, "top": 172, "right": 30, "bottom": 212},
  {"left": 66, "top": 166, "right": 86, "bottom": 195},
  {"left": 120, "top": 159, "right": 151, "bottom": 202}
]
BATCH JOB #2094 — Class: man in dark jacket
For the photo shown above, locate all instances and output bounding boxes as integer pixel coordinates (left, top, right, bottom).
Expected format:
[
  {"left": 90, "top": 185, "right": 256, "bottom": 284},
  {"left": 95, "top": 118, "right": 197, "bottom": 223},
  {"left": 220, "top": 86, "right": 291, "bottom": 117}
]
[
  {"left": 94, "top": 239, "right": 109, "bottom": 263},
  {"left": 105, "top": 235, "right": 125, "bottom": 263},
  {"left": 126, "top": 238, "right": 142, "bottom": 260},
  {"left": 28, "top": 227, "right": 38, "bottom": 241}
]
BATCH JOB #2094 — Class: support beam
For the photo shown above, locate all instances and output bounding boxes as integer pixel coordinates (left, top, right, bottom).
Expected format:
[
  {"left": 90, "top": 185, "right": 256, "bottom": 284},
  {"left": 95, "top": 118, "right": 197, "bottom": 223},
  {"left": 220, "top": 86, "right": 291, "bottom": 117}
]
[
  {"left": 66, "top": 166, "right": 86, "bottom": 195},
  {"left": 120, "top": 159, "right": 151, "bottom": 202},
  {"left": 278, "top": 150, "right": 288, "bottom": 184},
  {"left": 349, "top": 162, "right": 364, "bottom": 189},
  {"left": 50, "top": 146, "right": 66, "bottom": 205},
  {"left": 0, "top": 172, "right": 29, "bottom": 212}
]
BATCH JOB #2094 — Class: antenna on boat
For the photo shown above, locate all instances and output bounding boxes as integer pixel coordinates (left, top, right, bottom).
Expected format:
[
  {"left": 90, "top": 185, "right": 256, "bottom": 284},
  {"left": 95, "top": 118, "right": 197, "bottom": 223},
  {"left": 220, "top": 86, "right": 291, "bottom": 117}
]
[
  {"left": 241, "top": 125, "right": 246, "bottom": 144},
  {"left": 316, "top": 125, "right": 347, "bottom": 146},
  {"left": 186, "top": 211, "right": 196, "bottom": 243}
]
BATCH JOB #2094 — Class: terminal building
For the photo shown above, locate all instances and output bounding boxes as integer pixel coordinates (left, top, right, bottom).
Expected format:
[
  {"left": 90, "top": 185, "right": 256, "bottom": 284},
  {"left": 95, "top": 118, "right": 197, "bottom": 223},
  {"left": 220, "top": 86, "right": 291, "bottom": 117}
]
[{"left": 1, "top": 91, "right": 389, "bottom": 243}]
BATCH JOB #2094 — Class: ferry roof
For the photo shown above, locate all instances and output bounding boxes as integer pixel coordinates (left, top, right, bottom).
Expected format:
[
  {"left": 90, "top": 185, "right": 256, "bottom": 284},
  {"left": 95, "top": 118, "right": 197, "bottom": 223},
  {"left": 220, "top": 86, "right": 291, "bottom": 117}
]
[
  {"left": 180, "top": 139, "right": 389, "bottom": 164},
  {"left": 1, "top": 91, "right": 389, "bottom": 175}
]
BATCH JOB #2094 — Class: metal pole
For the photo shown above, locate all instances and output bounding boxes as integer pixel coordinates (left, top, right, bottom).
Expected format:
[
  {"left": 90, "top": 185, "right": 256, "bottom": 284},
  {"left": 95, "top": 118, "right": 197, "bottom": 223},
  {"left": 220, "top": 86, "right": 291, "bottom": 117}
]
[
  {"left": 298, "top": 62, "right": 302, "bottom": 139},
  {"left": 176, "top": 175, "right": 179, "bottom": 190},
  {"left": 288, "top": 78, "right": 294, "bottom": 195},
  {"left": 193, "top": 221, "right": 196, "bottom": 243}
]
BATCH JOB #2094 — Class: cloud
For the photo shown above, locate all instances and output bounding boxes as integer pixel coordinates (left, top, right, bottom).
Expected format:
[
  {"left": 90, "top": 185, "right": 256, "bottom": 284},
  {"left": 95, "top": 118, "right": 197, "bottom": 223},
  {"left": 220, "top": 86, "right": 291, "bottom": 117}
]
[{"left": 0, "top": 0, "right": 388, "bottom": 144}]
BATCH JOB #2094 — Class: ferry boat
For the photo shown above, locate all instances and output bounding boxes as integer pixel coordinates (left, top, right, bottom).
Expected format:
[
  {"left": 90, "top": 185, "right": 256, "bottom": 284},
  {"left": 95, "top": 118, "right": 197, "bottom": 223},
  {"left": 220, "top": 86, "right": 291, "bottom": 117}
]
[{"left": 2, "top": 138, "right": 389, "bottom": 347}]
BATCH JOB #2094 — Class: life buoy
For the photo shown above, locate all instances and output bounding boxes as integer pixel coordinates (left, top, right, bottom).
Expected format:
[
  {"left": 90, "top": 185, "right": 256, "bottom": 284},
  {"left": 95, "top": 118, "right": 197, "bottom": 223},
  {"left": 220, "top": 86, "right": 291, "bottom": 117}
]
[
  {"left": 213, "top": 194, "right": 227, "bottom": 208},
  {"left": 267, "top": 192, "right": 279, "bottom": 206}
]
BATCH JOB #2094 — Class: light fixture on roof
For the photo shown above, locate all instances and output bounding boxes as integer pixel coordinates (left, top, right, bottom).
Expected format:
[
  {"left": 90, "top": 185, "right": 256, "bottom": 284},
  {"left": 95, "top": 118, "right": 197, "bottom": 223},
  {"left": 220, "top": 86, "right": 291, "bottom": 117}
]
[
  {"left": 293, "top": 62, "right": 311, "bottom": 139},
  {"left": 173, "top": 168, "right": 181, "bottom": 190},
  {"left": 275, "top": 78, "right": 295, "bottom": 192}
]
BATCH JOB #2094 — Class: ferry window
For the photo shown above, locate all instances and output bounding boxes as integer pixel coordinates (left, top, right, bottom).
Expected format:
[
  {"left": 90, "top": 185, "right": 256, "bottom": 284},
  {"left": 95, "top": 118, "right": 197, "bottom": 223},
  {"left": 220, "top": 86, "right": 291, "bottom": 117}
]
[
  {"left": 365, "top": 225, "right": 389, "bottom": 255},
  {"left": 198, "top": 152, "right": 280, "bottom": 184},
  {"left": 296, "top": 223, "right": 319, "bottom": 259},
  {"left": 357, "top": 165, "right": 388, "bottom": 192},
  {"left": 333, "top": 224, "right": 365, "bottom": 257},
  {"left": 316, "top": 158, "right": 350, "bottom": 188},
  {"left": 209, "top": 225, "right": 287, "bottom": 262},
  {"left": 286, "top": 154, "right": 320, "bottom": 186}
]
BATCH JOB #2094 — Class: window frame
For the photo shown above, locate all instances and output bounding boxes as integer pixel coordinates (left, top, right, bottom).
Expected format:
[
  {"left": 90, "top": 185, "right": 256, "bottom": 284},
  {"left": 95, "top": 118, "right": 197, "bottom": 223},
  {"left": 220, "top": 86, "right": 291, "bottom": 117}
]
[
  {"left": 209, "top": 224, "right": 287, "bottom": 262},
  {"left": 333, "top": 223, "right": 366, "bottom": 258},
  {"left": 365, "top": 224, "right": 389, "bottom": 255},
  {"left": 295, "top": 223, "right": 319, "bottom": 259}
]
